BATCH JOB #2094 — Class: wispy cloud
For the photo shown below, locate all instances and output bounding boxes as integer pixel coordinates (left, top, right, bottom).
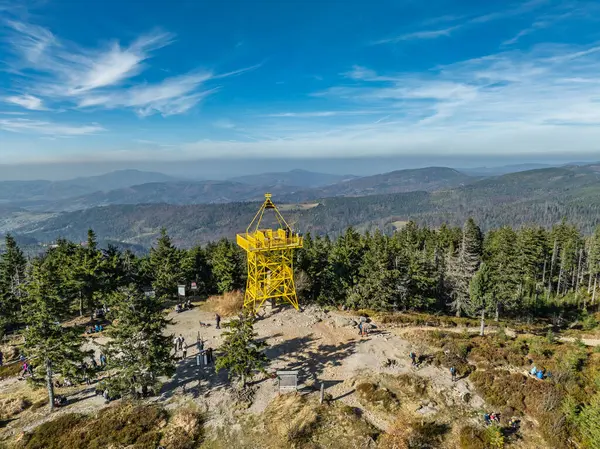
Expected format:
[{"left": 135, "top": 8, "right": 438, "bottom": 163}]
[
  {"left": 212, "top": 119, "right": 236, "bottom": 129},
  {"left": 2, "top": 20, "right": 258, "bottom": 118},
  {"left": 0, "top": 118, "right": 104, "bottom": 136},
  {"left": 375, "top": 25, "right": 461, "bottom": 44},
  {"left": 264, "top": 110, "right": 381, "bottom": 118},
  {"left": 4, "top": 94, "right": 46, "bottom": 110},
  {"left": 376, "top": 0, "right": 548, "bottom": 44}
]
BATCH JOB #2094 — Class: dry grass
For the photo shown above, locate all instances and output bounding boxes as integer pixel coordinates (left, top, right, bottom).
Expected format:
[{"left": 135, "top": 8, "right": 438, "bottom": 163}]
[
  {"left": 264, "top": 393, "right": 320, "bottom": 444},
  {"left": 18, "top": 403, "right": 170, "bottom": 449},
  {"left": 160, "top": 405, "right": 204, "bottom": 449},
  {"left": 260, "top": 393, "right": 379, "bottom": 448},
  {"left": 355, "top": 382, "right": 401, "bottom": 413},
  {"left": 0, "top": 397, "right": 30, "bottom": 421},
  {"left": 205, "top": 291, "right": 244, "bottom": 317},
  {"left": 378, "top": 416, "right": 450, "bottom": 449},
  {"left": 0, "top": 345, "right": 19, "bottom": 362}
]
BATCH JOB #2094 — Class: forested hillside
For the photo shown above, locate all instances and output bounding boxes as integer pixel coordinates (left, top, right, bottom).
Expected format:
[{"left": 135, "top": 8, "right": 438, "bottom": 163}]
[{"left": 2, "top": 218, "right": 600, "bottom": 448}]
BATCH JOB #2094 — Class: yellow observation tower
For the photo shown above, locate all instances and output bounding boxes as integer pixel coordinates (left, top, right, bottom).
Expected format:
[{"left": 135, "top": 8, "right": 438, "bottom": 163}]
[{"left": 236, "top": 193, "right": 303, "bottom": 313}]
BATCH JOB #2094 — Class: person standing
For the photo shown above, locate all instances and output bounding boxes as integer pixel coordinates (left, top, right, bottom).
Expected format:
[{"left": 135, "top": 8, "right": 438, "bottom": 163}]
[
  {"left": 0, "top": 350, "right": 3, "bottom": 367},
  {"left": 215, "top": 314, "right": 221, "bottom": 329},
  {"left": 450, "top": 366, "right": 457, "bottom": 382}
]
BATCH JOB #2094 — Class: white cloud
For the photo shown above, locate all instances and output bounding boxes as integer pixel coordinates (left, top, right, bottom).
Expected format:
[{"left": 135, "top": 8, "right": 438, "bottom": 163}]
[
  {"left": 376, "top": 0, "right": 548, "bottom": 44},
  {"left": 0, "top": 118, "right": 104, "bottom": 136},
  {"left": 213, "top": 119, "right": 236, "bottom": 129},
  {"left": 375, "top": 25, "right": 461, "bottom": 44},
  {"left": 3, "top": 20, "right": 258, "bottom": 117},
  {"left": 4, "top": 94, "right": 46, "bottom": 110},
  {"left": 264, "top": 110, "right": 382, "bottom": 118}
]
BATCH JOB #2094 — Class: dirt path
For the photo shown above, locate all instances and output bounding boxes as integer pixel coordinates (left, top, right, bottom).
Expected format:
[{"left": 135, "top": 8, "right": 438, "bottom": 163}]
[{"left": 0, "top": 305, "right": 488, "bottom": 437}]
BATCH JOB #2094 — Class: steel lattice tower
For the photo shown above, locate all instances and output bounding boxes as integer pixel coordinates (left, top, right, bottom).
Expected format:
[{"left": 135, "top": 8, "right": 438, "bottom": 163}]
[{"left": 236, "top": 193, "right": 303, "bottom": 313}]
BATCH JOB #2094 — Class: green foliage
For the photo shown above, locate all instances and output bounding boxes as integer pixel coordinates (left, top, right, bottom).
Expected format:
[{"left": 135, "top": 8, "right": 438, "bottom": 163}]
[
  {"left": 0, "top": 234, "right": 27, "bottom": 331},
  {"left": 22, "top": 256, "right": 88, "bottom": 408},
  {"left": 578, "top": 392, "right": 600, "bottom": 448},
  {"left": 105, "top": 284, "right": 175, "bottom": 397},
  {"left": 215, "top": 313, "right": 268, "bottom": 387},
  {"left": 207, "top": 238, "right": 245, "bottom": 294},
  {"left": 145, "top": 228, "right": 185, "bottom": 299}
]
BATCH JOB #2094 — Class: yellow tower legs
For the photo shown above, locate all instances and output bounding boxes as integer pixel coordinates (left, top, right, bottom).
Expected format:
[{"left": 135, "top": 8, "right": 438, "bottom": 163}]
[{"left": 243, "top": 248, "right": 299, "bottom": 314}]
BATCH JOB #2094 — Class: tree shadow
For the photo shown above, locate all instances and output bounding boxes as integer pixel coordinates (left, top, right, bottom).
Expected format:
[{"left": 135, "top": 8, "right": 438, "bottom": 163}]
[
  {"left": 264, "top": 334, "right": 358, "bottom": 388},
  {"left": 159, "top": 353, "right": 228, "bottom": 400}
]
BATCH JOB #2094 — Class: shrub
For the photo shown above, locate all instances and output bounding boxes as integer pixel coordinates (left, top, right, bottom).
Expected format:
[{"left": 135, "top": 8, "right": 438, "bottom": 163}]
[
  {"left": 0, "top": 363, "right": 22, "bottom": 380},
  {"left": 21, "top": 403, "right": 169, "bottom": 449},
  {"left": 355, "top": 382, "right": 400, "bottom": 413},
  {"left": 458, "top": 425, "right": 486, "bottom": 449},
  {"left": 161, "top": 406, "right": 204, "bottom": 449}
]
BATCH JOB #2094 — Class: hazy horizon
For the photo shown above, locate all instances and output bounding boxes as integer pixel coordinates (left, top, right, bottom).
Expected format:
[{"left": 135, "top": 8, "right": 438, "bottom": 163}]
[{"left": 0, "top": 153, "right": 598, "bottom": 181}]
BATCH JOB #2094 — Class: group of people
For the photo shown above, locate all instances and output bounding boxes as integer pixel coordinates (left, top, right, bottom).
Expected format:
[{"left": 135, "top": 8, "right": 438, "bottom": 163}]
[
  {"left": 175, "top": 300, "right": 193, "bottom": 313},
  {"left": 530, "top": 365, "right": 550, "bottom": 380},
  {"left": 357, "top": 318, "right": 370, "bottom": 337},
  {"left": 174, "top": 334, "right": 187, "bottom": 359},
  {"left": 483, "top": 412, "right": 501, "bottom": 425},
  {"left": 85, "top": 324, "right": 104, "bottom": 334}
]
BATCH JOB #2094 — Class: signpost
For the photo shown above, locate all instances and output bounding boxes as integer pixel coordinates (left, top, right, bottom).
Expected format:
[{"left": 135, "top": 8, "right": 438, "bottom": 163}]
[
  {"left": 177, "top": 284, "right": 186, "bottom": 298},
  {"left": 143, "top": 288, "right": 155, "bottom": 298},
  {"left": 276, "top": 370, "right": 299, "bottom": 393},
  {"left": 191, "top": 282, "right": 197, "bottom": 291}
]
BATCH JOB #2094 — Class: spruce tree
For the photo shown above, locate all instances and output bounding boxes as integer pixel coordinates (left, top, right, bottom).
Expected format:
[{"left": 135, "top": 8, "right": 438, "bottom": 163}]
[
  {"left": 448, "top": 218, "right": 483, "bottom": 317},
  {"left": 0, "top": 234, "right": 27, "bottom": 332},
  {"left": 146, "top": 228, "right": 184, "bottom": 299},
  {"left": 215, "top": 312, "right": 268, "bottom": 387},
  {"left": 470, "top": 263, "right": 493, "bottom": 336},
  {"left": 23, "top": 257, "right": 87, "bottom": 412},
  {"left": 105, "top": 284, "right": 175, "bottom": 397},
  {"left": 207, "top": 238, "right": 245, "bottom": 294}
]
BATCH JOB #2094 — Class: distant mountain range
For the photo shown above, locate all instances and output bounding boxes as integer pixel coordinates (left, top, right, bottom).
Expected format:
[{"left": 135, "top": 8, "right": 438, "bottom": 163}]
[
  {"left": 5, "top": 163, "right": 600, "bottom": 249},
  {"left": 8, "top": 167, "right": 478, "bottom": 212},
  {"left": 0, "top": 169, "right": 179, "bottom": 206},
  {"left": 229, "top": 168, "right": 356, "bottom": 188}
]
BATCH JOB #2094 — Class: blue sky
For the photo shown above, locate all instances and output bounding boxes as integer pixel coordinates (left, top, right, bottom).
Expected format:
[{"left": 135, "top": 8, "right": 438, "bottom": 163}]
[{"left": 2, "top": 0, "right": 600, "bottom": 164}]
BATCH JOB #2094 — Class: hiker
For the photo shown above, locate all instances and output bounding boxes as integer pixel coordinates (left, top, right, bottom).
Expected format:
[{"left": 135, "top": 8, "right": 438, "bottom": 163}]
[
  {"left": 536, "top": 369, "right": 544, "bottom": 380},
  {"left": 215, "top": 314, "right": 221, "bottom": 329},
  {"left": 530, "top": 366, "right": 538, "bottom": 377},
  {"left": 509, "top": 417, "right": 520, "bottom": 430},
  {"left": 90, "top": 357, "right": 98, "bottom": 369},
  {"left": 484, "top": 413, "right": 491, "bottom": 425},
  {"left": 173, "top": 336, "right": 179, "bottom": 353},
  {"left": 410, "top": 351, "right": 417, "bottom": 366},
  {"left": 175, "top": 303, "right": 182, "bottom": 313},
  {"left": 490, "top": 412, "right": 500, "bottom": 424},
  {"left": 99, "top": 353, "right": 107, "bottom": 368},
  {"left": 358, "top": 321, "right": 363, "bottom": 336},
  {"left": 196, "top": 337, "right": 204, "bottom": 352},
  {"left": 21, "top": 361, "right": 29, "bottom": 376},
  {"left": 206, "top": 347, "right": 213, "bottom": 364},
  {"left": 178, "top": 334, "right": 185, "bottom": 351},
  {"left": 0, "top": 349, "right": 3, "bottom": 367},
  {"left": 450, "top": 366, "right": 457, "bottom": 382},
  {"left": 182, "top": 345, "right": 187, "bottom": 360}
]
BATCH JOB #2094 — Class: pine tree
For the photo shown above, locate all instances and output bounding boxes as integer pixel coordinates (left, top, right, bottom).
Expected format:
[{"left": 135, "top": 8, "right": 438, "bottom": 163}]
[
  {"left": 296, "top": 234, "right": 333, "bottom": 304},
  {"left": 105, "top": 284, "right": 175, "bottom": 397},
  {"left": 215, "top": 313, "right": 268, "bottom": 387},
  {"left": 470, "top": 263, "right": 494, "bottom": 336},
  {"left": 146, "top": 228, "right": 185, "bottom": 299},
  {"left": 328, "top": 227, "right": 364, "bottom": 303},
  {"left": 207, "top": 239, "right": 245, "bottom": 294},
  {"left": 0, "top": 234, "right": 27, "bottom": 332},
  {"left": 347, "top": 231, "right": 401, "bottom": 310},
  {"left": 182, "top": 245, "right": 211, "bottom": 296},
  {"left": 23, "top": 257, "right": 87, "bottom": 412},
  {"left": 74, "top": 229, "right": 104, "bottom": 317},
  {"left": 448, "top": 218, "right": 483, "bottom": 317}
]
